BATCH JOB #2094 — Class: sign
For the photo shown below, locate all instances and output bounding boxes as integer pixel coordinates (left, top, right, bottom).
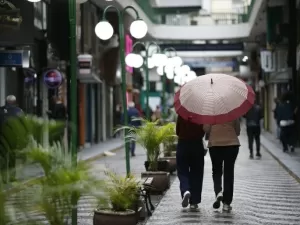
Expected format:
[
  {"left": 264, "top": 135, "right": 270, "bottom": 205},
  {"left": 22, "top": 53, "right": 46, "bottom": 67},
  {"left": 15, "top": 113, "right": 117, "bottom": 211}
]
[
  {"left": 260, "top": 50, "right": 276, "bottom": 73},
  {"left": 33, "top": 1, "right": 47, "bottom": 30},
  {"left": 125, "top": 34, "right": 133, "bottom": 73},
  {"left": 159, "top": 43, "right": 244, "bottom": 51},
  {"left": 0, "top": 50, "right": 30, "bottom": 67},
  {"left": 0, "top": 0, "right": 22, "bottom": 30},
  {"left": 43, "top": 69, "right": 63, "bottom": 89},
  {"left": 185, "top": 60, "right": 237, "bottom": 68},
  {"left": 78, "top": 54, "right": 92, "bottom": 75}
]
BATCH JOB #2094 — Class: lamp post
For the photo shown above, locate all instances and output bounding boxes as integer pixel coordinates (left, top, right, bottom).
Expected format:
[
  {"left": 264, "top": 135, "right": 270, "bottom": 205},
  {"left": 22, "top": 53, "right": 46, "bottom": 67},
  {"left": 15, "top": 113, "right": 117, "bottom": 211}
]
[
  {"left": 95, "top": 5, "right": 148, "bottom": 176},
  {"left": 125, "top": 42, "right": 161, "bottom": 120}
]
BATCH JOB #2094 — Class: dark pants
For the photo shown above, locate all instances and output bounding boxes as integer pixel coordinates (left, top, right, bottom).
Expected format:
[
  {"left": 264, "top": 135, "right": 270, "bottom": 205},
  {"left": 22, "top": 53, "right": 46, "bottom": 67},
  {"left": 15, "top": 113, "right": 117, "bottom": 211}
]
[
  {"left": 280, "top": 125, "right": 295, "bottom": 151},
  {"left": 209, "top": 146, "right": 239, "bottom": 205},
  {"left": 130, "top": 141, "right": 136, "bottom": 155},
  {"left": 246, "top": 126, "right": 261, "bottom": 154},
  {"left": 176, "top": 139, "right": 205, "bottom": 205}
]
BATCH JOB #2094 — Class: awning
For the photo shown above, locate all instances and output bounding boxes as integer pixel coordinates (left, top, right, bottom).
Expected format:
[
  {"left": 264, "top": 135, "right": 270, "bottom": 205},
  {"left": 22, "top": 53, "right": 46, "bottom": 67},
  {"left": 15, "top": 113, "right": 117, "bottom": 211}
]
[{"left": 77, "top": 71, "right": 102, "bottom": 83}]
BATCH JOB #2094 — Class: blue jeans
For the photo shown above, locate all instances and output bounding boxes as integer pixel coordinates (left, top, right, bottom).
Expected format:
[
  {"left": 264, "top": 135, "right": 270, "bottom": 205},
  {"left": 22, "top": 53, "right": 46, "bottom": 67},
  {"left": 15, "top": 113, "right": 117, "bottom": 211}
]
[
  {"left": 130, "top": 141, "right": 136, "bottom": 155},
  {"left": 176, "top": 139, "right": 205, "bottom": 204}
]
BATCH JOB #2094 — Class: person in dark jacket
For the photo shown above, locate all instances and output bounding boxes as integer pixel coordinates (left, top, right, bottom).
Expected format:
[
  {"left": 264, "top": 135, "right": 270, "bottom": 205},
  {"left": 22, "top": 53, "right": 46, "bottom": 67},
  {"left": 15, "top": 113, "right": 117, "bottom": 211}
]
[
  {"left": 176, "top": 115, "right": 205, "bottom": 210},
  {"left": 122, "top": 102, "right": 141, "bottom": 157},
  {"left": 273, "top": 98, "right": 281, "bottom": 139},
  {"left": 0, "top": 95, "right": 23, "bottom": 182},
  {"left": 244, "top": 100, "right": 263, "bottom": 158},
  {"left": 277, "top": 93, "right": 297, "bottom": 152}
]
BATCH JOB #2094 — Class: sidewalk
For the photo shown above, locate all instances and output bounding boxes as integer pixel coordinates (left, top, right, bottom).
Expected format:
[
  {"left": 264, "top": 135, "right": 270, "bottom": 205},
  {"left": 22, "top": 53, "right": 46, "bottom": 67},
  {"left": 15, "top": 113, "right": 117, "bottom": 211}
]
[
  {"left": 145, "top": 132, "right": 300, "bottom": 225},
  {"left": 261, "top": 131, "right": 300, "bottom": 181},
  {"left": 5, "top": 138, "right": 124, "bottom": 190}
]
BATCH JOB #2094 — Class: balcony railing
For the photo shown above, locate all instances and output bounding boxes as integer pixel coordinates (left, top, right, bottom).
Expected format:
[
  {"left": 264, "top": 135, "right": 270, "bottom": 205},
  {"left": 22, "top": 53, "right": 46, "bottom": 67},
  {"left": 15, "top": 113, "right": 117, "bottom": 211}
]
[{"left": 135, "top": 0, "right": 256, "bottom": 25}]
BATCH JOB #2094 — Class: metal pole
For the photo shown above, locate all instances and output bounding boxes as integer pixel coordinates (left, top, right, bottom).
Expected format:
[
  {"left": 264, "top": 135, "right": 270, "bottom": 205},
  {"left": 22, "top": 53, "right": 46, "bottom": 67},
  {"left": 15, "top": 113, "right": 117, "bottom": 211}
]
[
  {"left": 68, "top": 0, "right": 78, "bottom": 224},
  {"left": 118, "top": 14, "right": 131, "bottom": 176},
  {"left": 145, "top": 50, "right": 150, "bottom": 120},
  {"left": 162, "top": 72, "right": 166, "bottom": 118}
]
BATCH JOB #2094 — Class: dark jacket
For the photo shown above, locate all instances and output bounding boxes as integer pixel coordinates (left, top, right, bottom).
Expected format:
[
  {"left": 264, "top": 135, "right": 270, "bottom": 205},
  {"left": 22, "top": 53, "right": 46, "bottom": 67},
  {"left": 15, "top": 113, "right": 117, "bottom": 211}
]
[
  {"left": 122, "top": 107, "right": 141, "bottom": 127},
  {"left": 277, "top": 101, "right": 296, "bottom": 122},
  {"left": 0, "top": 104, "right": 23, "bottom": 126},
  {"left": 176, "top": 116, "right": 204, "bottom": 140},
  {"left": 244, "top": 104, "right": 263, "bottom": 127}
]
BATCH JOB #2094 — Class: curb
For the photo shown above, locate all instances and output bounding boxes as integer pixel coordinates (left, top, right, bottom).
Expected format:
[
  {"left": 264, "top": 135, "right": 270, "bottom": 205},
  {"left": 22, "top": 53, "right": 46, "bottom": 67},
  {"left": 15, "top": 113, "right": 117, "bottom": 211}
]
[
  {"left": 261, "top": 143, "right": 300, "bottom": 183},
  {"left": 4, "top": 145, "right": 124, "bottom": 195}
]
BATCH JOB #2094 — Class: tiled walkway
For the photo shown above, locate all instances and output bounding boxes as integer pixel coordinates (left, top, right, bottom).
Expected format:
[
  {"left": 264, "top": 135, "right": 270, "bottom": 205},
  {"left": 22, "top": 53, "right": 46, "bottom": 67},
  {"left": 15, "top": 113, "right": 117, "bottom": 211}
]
[{"left": 146, "top": 132, "right": 300, "bottom": 225}]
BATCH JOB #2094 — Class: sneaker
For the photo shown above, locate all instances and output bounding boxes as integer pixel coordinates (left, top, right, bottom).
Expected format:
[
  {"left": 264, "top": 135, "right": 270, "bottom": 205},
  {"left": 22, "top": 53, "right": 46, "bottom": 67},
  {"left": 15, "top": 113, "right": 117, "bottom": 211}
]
[
  {"left": 213, "top": 192, "right": 223, "bottom": 209},
  {"left": 223, "top": 204, "right": 232, "bottom": 212},
  {"left": 290, "top": 146, "right": 295, "bottom": 152},
  {"left": 182, "top": 191, "right": 191, "bottom": 208},
  {"left": 249, "top": 153, "right": 254, "bottom": 159},
  {"left": 190, "top": 204, "right": 199, "bottom": 211},
  {"left": 256, "top": 152, "right": 261, "bottom": 158}
]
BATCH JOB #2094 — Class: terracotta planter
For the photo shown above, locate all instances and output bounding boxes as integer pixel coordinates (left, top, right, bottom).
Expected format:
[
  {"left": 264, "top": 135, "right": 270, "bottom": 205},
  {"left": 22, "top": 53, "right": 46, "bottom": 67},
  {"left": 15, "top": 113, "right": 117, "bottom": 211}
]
[
  {"left": 93, "top": 209, "right": 136, "bottom": 225},
  {"left": 160, "top": 157, "right": 176, "bottom": 174},
  {"left": 144, "top": 160, "right": 169, "bottom": 172},
  {"left": 141, "top": 171, "right": 170, "bottom": 194}
]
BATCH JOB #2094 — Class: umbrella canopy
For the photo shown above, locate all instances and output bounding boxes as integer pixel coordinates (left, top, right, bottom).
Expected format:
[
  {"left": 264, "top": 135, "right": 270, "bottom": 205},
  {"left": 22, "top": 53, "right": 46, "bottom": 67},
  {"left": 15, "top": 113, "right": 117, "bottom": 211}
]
[{"left": 174, "top": 73, "right": 255, "bottom": 125}]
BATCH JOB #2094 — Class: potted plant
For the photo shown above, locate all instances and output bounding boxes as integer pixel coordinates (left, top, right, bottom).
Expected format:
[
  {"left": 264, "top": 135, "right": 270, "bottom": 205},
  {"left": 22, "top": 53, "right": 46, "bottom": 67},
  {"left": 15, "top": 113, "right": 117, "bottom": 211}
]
[
  {"left": 21, "top": 138, "right": 102, "bottom": 225},
  {"left": 160, "top": 122, "right": 177, "bottom": 174},
  {"left": 120, "top": 119, "right": 171, "bottom": 193},
  {"left": 94, "top": 171, "right": 141, "bottom": 225}
]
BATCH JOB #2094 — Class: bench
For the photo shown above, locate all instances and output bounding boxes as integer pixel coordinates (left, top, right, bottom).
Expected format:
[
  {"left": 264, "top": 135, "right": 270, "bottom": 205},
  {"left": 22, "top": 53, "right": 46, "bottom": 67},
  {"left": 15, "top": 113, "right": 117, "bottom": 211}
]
[{"left": 140, "top": 177, "right": 155, "bottom": 216}]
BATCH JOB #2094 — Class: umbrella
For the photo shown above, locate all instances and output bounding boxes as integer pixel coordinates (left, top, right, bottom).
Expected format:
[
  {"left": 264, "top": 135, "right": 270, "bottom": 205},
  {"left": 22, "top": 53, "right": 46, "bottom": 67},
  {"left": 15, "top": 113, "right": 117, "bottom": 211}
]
[{"left": 174, "top": 73, "right": 255, "bottom": 125}]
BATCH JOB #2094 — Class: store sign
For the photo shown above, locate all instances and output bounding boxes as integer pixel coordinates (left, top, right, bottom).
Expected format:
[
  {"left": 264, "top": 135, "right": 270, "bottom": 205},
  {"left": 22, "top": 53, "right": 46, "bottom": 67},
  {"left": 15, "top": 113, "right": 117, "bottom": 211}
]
[
  {"left": 78, "top": 54, "right": 92, "bottom": 75},
  {"left": 33, "top": 1, "right": 47, "bottom": 30},
  {"left": 125, "top": 34, "right": 133, "bottom": 73},
  {"left": 43, "top": 69, "right": 63, "bottom": 89},
  {"left": 0, "top": 50, "right": 30, "bottom": 67},
  {"left": 0, "top": 0, "right": 22, "bottom": 30},
  {"left": 260, "top": 50, "right": 276, "bottom": 73}
]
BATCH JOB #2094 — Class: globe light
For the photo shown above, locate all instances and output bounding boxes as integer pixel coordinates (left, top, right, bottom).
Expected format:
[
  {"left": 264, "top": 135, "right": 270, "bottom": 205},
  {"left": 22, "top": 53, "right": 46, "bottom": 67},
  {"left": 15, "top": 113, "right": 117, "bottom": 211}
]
[
  {"left": 147, "top": 57, "right": 155, "bottom": 69},
  {"left": 174, "top": 66, "right": 183, "bottom": 75},
  {"left": 130, "top": 19, "right": 148, "bottom": 39},
  {"left": 157, "top": 66, "right": 164, "bottom": 76},
  {"left": 125, "top": 53, "right": 144, "bottom": 68},
  {"left": 76, "top": 0, "right": 88, "bottom": 3},
  {"left": 152, "top": 53, "right": 168, "bottom": 67},
  {"left": 95, "top": 21, "right": 114, "bottom": 40},
  {"left": 174, "top": 75, "right": 181, "bottom": 84},
  {"left": 187, "top": 70, "right": 197, "bottom": 79},
  {"left": 166, "top": 71, "right": 174, "bottom": 80},
  {"left": 171, "top": 56, "right": 183, "bottom": 67},
  {"left": 181, "top": 65, "right": 191, "bottom": 74},
  {"left": 27, "top": 0, "right": 41, "bottom": 2},
  {"left": 133, "top": 54, "right": 144, "bottom": 68},
  {"left": 164, "top": 64, "right": 174, "bottom": 74}
]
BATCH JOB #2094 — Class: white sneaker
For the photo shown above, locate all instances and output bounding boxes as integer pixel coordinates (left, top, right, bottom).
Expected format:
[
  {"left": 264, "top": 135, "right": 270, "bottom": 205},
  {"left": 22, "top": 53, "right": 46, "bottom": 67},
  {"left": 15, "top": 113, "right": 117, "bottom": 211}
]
[
  {"left": 182, "top": 191, "right": 191, "bottom": 208},
  {"left": 190, "top": 204, "right": 199, "bottom": 211},
  {"left": 223, "top": 204, "right": 232, "bottom": 212},
  {"left": 213, "top": 192, "right": 223, "bottom": 209}
]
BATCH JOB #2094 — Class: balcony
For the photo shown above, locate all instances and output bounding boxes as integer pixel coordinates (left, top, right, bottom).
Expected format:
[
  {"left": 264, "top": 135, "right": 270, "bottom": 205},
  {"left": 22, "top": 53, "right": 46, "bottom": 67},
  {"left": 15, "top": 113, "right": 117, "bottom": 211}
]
[{"left": 114, "top": 0, "right": 264, "bottom": 40}]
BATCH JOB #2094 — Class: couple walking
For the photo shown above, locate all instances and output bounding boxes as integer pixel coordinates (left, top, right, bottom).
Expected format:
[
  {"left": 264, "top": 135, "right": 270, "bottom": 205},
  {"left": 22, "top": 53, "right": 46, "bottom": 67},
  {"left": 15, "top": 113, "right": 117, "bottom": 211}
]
[{"left": 176, "top": 115, "right": 240, "bottom": 211}]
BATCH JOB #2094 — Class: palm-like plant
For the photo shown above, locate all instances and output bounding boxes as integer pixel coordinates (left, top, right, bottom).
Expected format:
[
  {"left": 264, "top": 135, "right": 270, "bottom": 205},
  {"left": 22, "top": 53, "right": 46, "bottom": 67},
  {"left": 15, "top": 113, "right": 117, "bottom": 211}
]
[
  {"left": 162, "top": 122, "right": 177, "bottom": 156},
  {"left": 118, "top": 119, "right": 173, "bottom": 171},
  {"left": 22, "top": 139, "right": 103, "bottom": 225},
  {"left": 99, "top": 171, "right": 140, "bottom": 212}
]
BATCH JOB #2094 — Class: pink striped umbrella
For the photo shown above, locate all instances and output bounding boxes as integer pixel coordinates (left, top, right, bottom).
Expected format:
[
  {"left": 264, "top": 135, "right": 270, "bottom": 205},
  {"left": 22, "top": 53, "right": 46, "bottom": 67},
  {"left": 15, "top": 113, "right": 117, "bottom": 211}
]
[{"left": 174, "top": 73, "right": 255, "bottom": 124}]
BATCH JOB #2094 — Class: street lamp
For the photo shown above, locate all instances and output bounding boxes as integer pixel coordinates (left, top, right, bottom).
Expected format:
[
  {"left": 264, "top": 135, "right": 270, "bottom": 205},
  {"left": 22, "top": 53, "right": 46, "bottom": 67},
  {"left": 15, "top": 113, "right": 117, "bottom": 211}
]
[
  {"left": 125, "top": 41, "right": 161, "bottom": 120},
  {"left": 95, "top": 5, "right": 148, "bottom": 176}
]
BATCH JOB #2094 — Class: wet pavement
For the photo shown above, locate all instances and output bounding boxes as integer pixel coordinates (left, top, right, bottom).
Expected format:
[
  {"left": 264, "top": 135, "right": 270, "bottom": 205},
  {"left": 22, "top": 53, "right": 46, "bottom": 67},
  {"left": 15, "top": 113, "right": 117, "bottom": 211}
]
[{"left": 146, "top": 132, "right": 300, "bottom": 225}]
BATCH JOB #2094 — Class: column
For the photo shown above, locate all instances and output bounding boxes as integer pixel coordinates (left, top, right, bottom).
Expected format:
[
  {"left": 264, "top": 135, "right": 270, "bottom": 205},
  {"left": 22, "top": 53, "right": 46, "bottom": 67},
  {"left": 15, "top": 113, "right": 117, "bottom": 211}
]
[{"left": 0, "top": 68, "right": 6, "bottom": 106}]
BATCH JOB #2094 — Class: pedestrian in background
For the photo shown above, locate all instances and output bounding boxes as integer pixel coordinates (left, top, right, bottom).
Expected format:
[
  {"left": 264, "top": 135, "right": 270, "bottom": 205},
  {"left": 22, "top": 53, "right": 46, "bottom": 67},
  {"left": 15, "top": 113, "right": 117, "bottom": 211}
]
[
  {"left": 244, "top": 100, "right": 263, "bottom": 158},
  {"left": 123, "top": 102, "right": 141, "bottom": 157},
  {"left": 203, "top": 119, "right": 240, "bottom": 212},
  {"left": 277, "top": 93, "right": 297, "bottom": 152},
  {"left": 273, "top": 98, "right": 281, "bottom": 139},
  {"left": 0, "top": 95, "right": 23, "bottom": 182},
  {"left": 176, "top": 115, "right": 205, "bottom": 210}
]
